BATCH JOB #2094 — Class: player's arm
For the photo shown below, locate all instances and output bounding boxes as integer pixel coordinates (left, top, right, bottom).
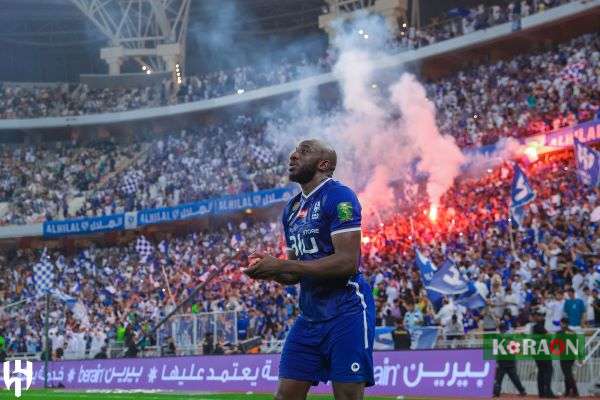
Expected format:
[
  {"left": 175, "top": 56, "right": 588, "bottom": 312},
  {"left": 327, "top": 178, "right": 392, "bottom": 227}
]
[{"left": 280, "top": 231, "right": 360, "bottom": 279}]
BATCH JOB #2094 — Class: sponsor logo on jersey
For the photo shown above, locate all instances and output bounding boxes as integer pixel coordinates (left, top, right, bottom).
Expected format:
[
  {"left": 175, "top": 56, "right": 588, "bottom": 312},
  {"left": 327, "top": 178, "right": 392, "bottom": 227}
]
[
  {"left": 311, "top": 201, "right": 321, "bottom": 220},
  {"left": 297, "top": 208, "right": 308, "bottom": 220}
]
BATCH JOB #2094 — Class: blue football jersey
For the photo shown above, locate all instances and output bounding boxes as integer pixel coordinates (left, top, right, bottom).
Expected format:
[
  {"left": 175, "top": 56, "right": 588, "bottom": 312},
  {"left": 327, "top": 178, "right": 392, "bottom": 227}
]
[{"left": 282, "top": 178, "right": 370, "bottom": 322}]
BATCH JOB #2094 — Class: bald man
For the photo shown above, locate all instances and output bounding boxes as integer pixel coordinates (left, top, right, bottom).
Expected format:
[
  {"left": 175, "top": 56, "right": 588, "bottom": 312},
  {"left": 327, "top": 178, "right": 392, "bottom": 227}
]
[{"left": 244, "top": 139, "right": 375, "bottom": 400}]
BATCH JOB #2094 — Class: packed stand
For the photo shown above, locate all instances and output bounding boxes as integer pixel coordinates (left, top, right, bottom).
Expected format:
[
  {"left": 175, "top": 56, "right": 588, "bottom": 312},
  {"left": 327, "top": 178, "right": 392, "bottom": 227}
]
[
  {"left": 362, "top": 153, "right": 600, "bottom": 347},
  {"left": 0, "top": 53, "right": 330, "bottom": 120},
  {"left": 0, "top": 151, "right": 599, "bottom": 360},
  {"left": 75, "top": 115, "right": 288, "bottom": 218},
  {"left": 397, "top": 0, "right": 573, "bottom": 51},
  {"left": 0, "top": 140, "right": 136, "bottom": 225},
  {"left": 0, "top": 220, "right": 295, "bottom": 359},
  {"left": 1, "top": 31, "right": 598, "bottom": 225},
  {"left": 428, "top": 32, "right": 600, "bottom": 147},
  {"left": 0, "top": 0, "right": 575, "bottom": 120}
]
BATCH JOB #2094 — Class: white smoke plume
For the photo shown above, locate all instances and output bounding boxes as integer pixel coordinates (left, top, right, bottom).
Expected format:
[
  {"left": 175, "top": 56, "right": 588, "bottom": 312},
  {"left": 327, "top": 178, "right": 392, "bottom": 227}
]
[{"left": 265, "top": 14, "right": 512, "bottom": 222}]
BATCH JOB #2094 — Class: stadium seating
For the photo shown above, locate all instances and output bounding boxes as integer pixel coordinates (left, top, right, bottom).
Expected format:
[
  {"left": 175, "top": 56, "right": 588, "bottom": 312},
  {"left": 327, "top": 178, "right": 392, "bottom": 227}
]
[
  {"left": 0, "top": 0, "right": 578, "bottom": 120},
  {"left": 0, "top": 0, "right": 598, "bottom": 363},
  {"left": 0, "top": 32, "right": 598, "bottom": 226},
  {"left": 1, "top": 151, "right": 598, "bottom": 359}
]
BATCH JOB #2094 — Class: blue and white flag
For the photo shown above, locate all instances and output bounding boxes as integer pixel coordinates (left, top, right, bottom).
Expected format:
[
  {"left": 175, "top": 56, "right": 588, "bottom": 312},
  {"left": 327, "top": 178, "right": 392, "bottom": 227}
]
[
  {"left": 510, "top": 164, "right": 536, "bottom": 227},
  {"left": 120, "top": 171, "right": 144, "bottom": 195},
  {"left": 33, "top": 248, "right": 54, "bottom": 296},
  {"left": 50, "top": 288, "right": 89, "bottom": 325},
  {"left": 158, "top": 240, "right": 169, "bottom": 255},
  {"left": 455, "top": 282, "right": 487, "bottom": 309},
  {"left": 427, "top": 260, "right": 469, "bottom": 296},
  {"left": 415, "top": 250, "right": 444, "bottom": 310},
  {"left": 415, "top": 250, "right": 437, "bottom": 286},
  {"left": 135, "top": 236, "right": 154, "bottom": 260},
  {"left": 574, "top": 138, "right": 600, "bottom": 187}
]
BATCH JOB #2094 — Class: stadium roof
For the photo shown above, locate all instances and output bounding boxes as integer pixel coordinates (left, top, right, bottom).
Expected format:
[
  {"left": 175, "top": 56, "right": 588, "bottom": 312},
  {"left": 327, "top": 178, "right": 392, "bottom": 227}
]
[{"left": 0, "top": 0, "right": 519, "bottom": 81}]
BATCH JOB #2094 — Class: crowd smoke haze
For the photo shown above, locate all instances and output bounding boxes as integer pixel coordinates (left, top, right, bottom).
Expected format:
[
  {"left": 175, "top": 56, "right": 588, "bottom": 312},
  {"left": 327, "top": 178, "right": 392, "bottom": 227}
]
[{"left": 266, "top": 14, "right": 514, "bottom": 221}]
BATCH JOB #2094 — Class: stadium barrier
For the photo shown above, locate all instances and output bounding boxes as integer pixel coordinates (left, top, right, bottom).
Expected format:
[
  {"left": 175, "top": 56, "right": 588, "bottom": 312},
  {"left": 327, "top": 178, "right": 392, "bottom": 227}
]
[{"left": 14, "top": 349, "right": 495, "bottom": 397}]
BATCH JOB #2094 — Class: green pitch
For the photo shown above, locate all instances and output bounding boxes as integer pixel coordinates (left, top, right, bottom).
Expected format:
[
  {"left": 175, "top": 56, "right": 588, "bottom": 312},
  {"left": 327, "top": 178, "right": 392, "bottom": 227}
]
[{"left": 12, "top": 390, "right": 408, "bottom": 400}]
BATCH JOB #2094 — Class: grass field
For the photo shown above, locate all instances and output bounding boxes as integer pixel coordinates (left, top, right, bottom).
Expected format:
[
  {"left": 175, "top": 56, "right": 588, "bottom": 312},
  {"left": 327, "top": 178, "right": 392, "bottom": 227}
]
[{"left": 13, "top": 390, "right": 403, "bottom": 400}]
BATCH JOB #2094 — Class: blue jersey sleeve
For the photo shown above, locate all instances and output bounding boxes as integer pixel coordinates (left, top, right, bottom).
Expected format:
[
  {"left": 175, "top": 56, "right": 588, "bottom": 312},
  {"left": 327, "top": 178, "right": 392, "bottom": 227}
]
[{"left": 323, "top": 185, "right": 361, "bottom": 237}]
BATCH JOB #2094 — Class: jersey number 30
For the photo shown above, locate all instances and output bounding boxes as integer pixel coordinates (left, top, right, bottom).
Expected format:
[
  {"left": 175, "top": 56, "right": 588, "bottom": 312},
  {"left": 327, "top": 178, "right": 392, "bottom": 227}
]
[{"left": 289, "top": 235, "right": 318, "bottom": 257}]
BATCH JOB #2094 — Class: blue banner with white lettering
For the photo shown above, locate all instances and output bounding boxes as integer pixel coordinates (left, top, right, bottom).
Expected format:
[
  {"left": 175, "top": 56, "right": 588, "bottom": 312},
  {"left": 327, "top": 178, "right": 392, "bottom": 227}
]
[
  {"left": 510, "top": 164, "right": 536, "bottom": 228},
  {"left": 136, "top": 186, "right": 296, "bottom": 227},
  {"left": 43, "top": 214, "right": 125, "bottom": 238},
  {"left": 574, "top": 138, "right": 600, "bottom": 187},
  {"left": 545, "top": 118, "right": 600, "bottom": 148},
  {"left": 43, "top": 187, "right": 297, "bottom": 238}
]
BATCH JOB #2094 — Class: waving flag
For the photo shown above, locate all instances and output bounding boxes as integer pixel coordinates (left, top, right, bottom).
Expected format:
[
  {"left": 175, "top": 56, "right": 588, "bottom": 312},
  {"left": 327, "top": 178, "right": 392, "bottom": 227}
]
[
  {"left": 33, "top": 248, "right": 54, "bottom": 296},
  {"left": 135, "top": 236, "right": 154, "bottom": 261},
  {"left": 427, "top": 260, "right": 469, "bottom": 296},
  {"left": 510, "top": 164, "right": 536, "bottom": 227},
  {"left": 121, "top": 171, "right": 144, "bottom": 195},
  {"left": 415, "top": 250, "right": 436, "bottom": 285},
  {"left": 415, "top": 250, "right": 443, "bottom": 310},
  {"left": 417, "top": 252, "right": 487, "bottom": 311},
  {"left": 158, "top": 240, "right": 169, "bottom": 255},
  {"left": 455, "top": 282, "right": 487, "bottom": 309},
  {"left": 50, "top": 288, "right": 90, "bottom": 325},
  {"left": 574, "top": 138, "right": 600, "bottom": 187}
]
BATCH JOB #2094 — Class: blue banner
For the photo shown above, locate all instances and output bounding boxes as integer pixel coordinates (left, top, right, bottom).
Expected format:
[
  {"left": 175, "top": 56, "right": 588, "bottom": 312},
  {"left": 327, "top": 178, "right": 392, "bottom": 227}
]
[
  {"left": 510, "top": 164, "right": 536, "bottom": 228},
  {"left": 427, "top": 260, "right": 470, "bottom": 296},
  {"left": 574, "top": 138, "right": 600, "bottom": 187},
  {"left": 43, "top": 214, "right": 125, "bottom": 238},
  {"left": 510, "top": 164, "right": 536, "bottom": 208},
  {"left": 43, "top": 187, "right": 296, "bottom": 238},
  {"left": 137, "top": 187, "right": 296, "bottom": 227},
  {"left": 545, "top": 119, "right": 600, "bottom": 148}
]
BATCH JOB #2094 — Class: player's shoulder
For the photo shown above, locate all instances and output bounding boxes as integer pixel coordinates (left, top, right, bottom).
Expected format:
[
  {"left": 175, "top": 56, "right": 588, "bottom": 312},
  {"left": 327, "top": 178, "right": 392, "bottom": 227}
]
[{"left": 322, "top": 180, "right": 360, "bottom": 204}]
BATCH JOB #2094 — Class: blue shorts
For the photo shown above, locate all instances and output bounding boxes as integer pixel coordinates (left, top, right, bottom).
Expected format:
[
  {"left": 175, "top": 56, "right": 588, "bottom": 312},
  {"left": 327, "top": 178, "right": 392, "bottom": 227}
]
[{"left": 279, "top": 309, "right": 375, "bottom": 387}]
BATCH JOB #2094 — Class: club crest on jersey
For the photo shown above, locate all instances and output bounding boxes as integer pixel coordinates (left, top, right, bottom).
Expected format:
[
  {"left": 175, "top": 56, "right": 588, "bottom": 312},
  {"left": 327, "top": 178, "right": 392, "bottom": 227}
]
[
  {"left": 291, "top": 201, "right": 300, "bottom": 212},
  {"left": 337, "top": 202, "right": 353, "bottom": 222},
  {"left": 311, "top": 201, "right": 321, "bottom": 220}
]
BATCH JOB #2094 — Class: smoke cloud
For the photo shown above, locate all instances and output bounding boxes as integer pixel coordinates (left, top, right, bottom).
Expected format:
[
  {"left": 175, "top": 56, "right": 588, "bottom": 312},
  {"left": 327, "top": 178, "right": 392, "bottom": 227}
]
[{"left": 265, "top": 13, "right": 525, "bottom": 223}]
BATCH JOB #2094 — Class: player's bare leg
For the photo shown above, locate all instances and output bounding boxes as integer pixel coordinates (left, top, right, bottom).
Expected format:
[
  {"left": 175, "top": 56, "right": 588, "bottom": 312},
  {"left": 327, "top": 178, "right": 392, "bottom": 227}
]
[
  {"left": 332, "top": 382, "right": 365, "bottom": 400},
  {"left": 274, "top": 378, "right": 312, "bottom": 400}
]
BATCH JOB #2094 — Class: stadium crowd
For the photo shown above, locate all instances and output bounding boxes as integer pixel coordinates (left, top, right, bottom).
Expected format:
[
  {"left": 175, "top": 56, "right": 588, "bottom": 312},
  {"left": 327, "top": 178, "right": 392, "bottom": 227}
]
[
  {"left": 429, "top": 32, "right": 600, "bottom": 147},
  {"left": 0, "top": 150, "right": 598, "bottom": 360},
  {"left": 0, "top": 0, "right": 576, "bottom": 120},
  {"left": 0, "top": 31, "right": 598, "bottom": 226}
]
